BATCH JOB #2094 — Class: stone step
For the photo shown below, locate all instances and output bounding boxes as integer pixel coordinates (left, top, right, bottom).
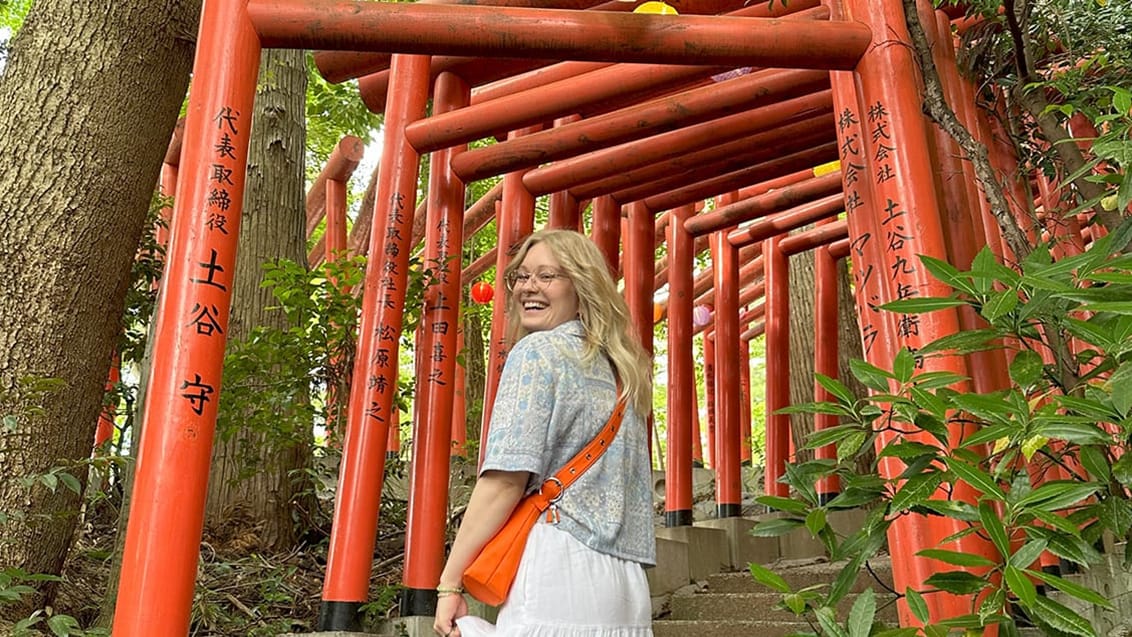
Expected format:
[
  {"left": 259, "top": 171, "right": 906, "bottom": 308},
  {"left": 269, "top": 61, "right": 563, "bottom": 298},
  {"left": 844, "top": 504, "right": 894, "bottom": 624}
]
[
  {"left": 669, "top": 591, "right": 899, "bottom": 623},
  {"left": 653, "top": 619, "right": 813, "bottom": 637},
  {"left": 706, "top": 557, "right": 893, "bottom": 594}
]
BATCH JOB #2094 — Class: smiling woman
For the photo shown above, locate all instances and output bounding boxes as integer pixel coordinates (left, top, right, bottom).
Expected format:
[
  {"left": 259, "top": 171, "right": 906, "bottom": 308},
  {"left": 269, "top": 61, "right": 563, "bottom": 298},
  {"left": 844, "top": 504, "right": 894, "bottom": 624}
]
[{"left": 433, "top": 229, "right": 656, "bottom": 637}]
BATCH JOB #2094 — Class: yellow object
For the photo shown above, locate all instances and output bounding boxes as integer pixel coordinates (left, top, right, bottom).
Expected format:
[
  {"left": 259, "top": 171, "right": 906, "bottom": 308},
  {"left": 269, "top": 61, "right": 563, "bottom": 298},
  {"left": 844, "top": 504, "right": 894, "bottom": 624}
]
[
  {"left": 634, "top": 1, "right": 679, "bottom": 15},
  {"left": 812, "top": 159, "right": 841, "bottom": 177}
]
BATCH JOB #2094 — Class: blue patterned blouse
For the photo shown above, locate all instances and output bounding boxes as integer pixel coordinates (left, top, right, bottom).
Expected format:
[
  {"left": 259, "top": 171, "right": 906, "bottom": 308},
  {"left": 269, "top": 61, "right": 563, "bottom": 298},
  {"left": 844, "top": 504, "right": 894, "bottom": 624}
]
[{"left": 480, "top": 320, "right": 656, "bottom": 567}]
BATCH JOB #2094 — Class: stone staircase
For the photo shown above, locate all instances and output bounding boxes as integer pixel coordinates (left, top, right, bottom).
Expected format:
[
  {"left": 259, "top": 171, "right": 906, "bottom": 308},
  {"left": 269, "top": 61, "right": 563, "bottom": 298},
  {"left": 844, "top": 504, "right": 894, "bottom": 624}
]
[{"left": 653, "top": 553, "right": 899, "bottom": 636}]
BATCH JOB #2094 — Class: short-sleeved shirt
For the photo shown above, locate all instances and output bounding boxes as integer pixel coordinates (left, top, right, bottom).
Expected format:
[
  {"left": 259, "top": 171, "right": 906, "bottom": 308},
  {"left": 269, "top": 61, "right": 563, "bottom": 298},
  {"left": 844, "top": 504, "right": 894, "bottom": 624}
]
[{"left": 481, "top": 320, "right": 656, "bottom": 567}]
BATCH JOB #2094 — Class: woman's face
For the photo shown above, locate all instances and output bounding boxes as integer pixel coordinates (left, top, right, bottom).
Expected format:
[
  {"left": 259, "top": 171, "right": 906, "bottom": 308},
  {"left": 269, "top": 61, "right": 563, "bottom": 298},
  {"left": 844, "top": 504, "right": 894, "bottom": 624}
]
[{"left": 512, "top": 242, "right": 580, "bottom": 333}]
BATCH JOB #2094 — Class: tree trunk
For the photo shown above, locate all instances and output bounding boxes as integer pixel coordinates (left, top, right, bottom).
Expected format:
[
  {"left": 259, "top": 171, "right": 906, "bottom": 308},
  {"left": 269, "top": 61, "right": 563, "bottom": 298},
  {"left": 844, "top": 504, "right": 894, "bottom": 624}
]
[
  {"left": 787, "top": 249, "right": 872, "bottom": 470},
  {"left": 203, "top": 48, "right": 312, "bottom": 553},
  {"left": 462, "top": 304, "right": 487, "bottom": 452},
  {"left": 0, "top": 0, "right": 197, "bottom": 617}
]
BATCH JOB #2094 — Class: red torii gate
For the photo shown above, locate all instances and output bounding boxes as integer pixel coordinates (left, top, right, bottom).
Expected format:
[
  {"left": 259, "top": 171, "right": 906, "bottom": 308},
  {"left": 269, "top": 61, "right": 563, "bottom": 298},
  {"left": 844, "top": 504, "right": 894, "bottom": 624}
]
[{"left": 110, "top": 1, "right": 1006, "bottom": 634}]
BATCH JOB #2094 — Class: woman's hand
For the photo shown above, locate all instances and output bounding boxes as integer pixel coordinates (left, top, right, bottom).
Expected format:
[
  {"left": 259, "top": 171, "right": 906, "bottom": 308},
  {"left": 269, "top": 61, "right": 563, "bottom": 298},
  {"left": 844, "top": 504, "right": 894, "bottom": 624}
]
[{"left": 433, "top": 592, "right": 468, "bottom": 636}]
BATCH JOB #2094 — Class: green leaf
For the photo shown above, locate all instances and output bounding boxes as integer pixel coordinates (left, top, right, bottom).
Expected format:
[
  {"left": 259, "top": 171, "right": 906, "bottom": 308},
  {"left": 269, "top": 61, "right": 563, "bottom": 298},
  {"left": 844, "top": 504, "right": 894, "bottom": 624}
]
[
  {"left": 849, "top": 359, "right": 894, "bottom": 393},
  {"left": 917, "top": 498, "right": 981, "bottom": 522},
  {"left": 1029, "top": 594, "right": 1098, "bottom": 637},
  {"left": 951, "top": 392, "right": 1014, "bottom": 426},
  {"left": 1015, "top": 481, "right": 1100, "bottom": 511},
  {"left": 917, "top": 548, "right": 996, "bottom": 567},
  {"left": 891, "top": 472, "right": 943, "bottom": 512},
  {"left": 836, "top": 430, "right": 868, "bottom": 462},
  {"left": 1026, "top": 511, "right": 1083, "bottom": 537},
  {"left": 805, "top": 508, "right": 827, "bottom": 538},
  {"left": 57, "top": 472, "right": 82, "bottom": 495},
  {"left": 878, "top": 441, "right": 940, "bottom": 459},
  {"left": 879, "top": 296, "right": 965, "bottom": 314},
  {"left": 979, "top": 501, "right": 1011, "bottom": 557},
  {"left": 905, "top": 587, "right": 929, "bottom": 624},
  {"left": 1099, "top": 496, "right": 1132, "bottom": 537},
  {"left": 46, "top": 613, "right": 81, "bottom": 637},
  {"left": 1078, "top": 446, "right": 1112, "bottom": 482},
  {"left": 756, "top": 496, "right": 809, "bottom": 515},
  {"left": 925, "top": 571, "right": 990, "bottom": 595},
  {"left": 1008, "top": 350, "right": 1044, "bottom": 387},
  {"left": 1057, "top": 395, "right": 1119, "bottom": 421},
  {"left": 1009, "top": 539, "right": 1049, "bottom": 570},
  {"left": 1110, "top": 361, "right": 1132, "bottom": 417},
  {"left": 961, "top": 423, "right": 1015, "bottom": 448},
  {"left": 40, "top": 473, "right": 58, "bottom": 492},
  {"left": 893, "top": 348, "right": 915, "bottom": 383},
  {"left": 1004, "top": 564, "right": 1037, "bottom": 607},
  {"left": 981, "top": 289, "right": 1019, "bottom": 322},
  {"left": 950, "top": 459, "right": 1007, "bottom": 501},
  {"left": 815, "top": 606, "right": 849, "bottom": 637},
  {"left": 1030, "top": 568, "right": 1114, "bottom": 610},
  {"left": 847, "top": 588, "right": 876, "bottom": 637},
  {"left": 1111, "top": 454, "right": 1132, "bottom": 488},
  {"left": 783, "top": 592, "right": 807, "bottom": 615},
  {"left": 911, "top": 370, "right": 969, "bottom": 389},
  {"left": 979, "top": 587, "right": 1007, "bottom": 622},
  {"left": 815, "top": 373, "right": 856, "bottom": 405},
  {"left": 751, "top": 518, "right": 805, "bottom": 537},
  {"left": 1080, "top": 301, "right": 1132, "bottom": 314},
  {"left": 918, "top": 328, "right": 1000, "bottom": 356},
  {"left": 1027, "top": 526, "right": 1102, "bottom": 566},
  {"left": 920, "top": 255, "right": 976, "bottom": 295},
  {"left": 806, "top": 424, "right": 867, "bottom": 450},
  {"left": 1033, "top": 419, "right": 1114, "bottom": 445},
  {"left": 749, "top": 562, "right": 791, "bottom": 593}
]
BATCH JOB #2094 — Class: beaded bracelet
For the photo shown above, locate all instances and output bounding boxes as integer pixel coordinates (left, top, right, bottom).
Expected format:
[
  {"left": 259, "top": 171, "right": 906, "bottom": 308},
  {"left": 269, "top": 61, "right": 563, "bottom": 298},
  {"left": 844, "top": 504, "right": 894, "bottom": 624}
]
[{"left": 436, "top": 585, "right": 464, "bottom": 596}]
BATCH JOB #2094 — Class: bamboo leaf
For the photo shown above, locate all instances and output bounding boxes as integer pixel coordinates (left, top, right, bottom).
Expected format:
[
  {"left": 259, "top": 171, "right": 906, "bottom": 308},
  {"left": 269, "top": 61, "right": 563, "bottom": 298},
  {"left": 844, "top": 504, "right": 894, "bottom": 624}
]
[
  {"left": 891, "top": 472, "right": 943, "bottom": 513},
  {"left": 756, "top": 495, "right": 809, "bottom": 515},
  {"left": 749, "top": 562, "right": 791, "bottom": 593},
  {"left": 1015, "top": 481, "right": 1100, "bottom": 511},
  {"left": 751, "top": 518, "right": 805, "bottom": 537},
  {"left": 905, "top": 587, "right": 929, "bottom": 624},
  {"left": 1030, "top": 595, "right": 1098, "bottom": 637},
  {"left": 848, "top": 588, "right": 876, "bottom": 637},
  {"left": 925, "top": 571, "right": 990, "bottom": 595},
  {"left": 979, "top": 500, "right": 1011, "bottom": 556},
  {"left": 916, "top": 548, "right": 997, "bottom": 567},
  {"left": 950, "top": 460, "right": 1007, "bottom": 501},
  {"left": 1029, "top": 569, "right": 1114, "bottom": 610},
  {"left": 879, "top": 297, "right": 966, "bottom": 314}
]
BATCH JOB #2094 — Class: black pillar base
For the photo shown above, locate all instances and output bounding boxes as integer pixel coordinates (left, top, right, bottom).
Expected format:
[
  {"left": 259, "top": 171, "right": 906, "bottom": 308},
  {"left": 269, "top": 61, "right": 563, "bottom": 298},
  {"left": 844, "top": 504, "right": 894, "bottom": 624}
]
[
  {"left": 816, "top": 491, "right": 840, "bottom": 506},
  {"left": 318, "top": 600, "right": 362, "bottom": 631},
  {"left": 401, "top": 587, "right": 439, "bottom": 618},
  {"left": 1041, "top": 563, "right": 1061, "bottom": 577},
  {"left": 740, "top": 459, "right": 753, "bottom": 467},
  {"left": 717, "top": 503, "right": 741, "bottom": 518},
  {"left": 691, "top": 459, "right": 705, "bottom": 468},
  {"left": 665, "top": 509, "right": 694, "bottom": 527}
]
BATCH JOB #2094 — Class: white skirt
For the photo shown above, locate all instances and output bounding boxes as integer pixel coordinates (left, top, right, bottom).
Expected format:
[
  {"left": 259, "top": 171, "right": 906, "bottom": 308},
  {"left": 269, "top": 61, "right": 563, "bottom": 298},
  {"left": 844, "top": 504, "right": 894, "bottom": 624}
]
[{"left": 456, "top": 522, "right": 653, "bottom": 637}]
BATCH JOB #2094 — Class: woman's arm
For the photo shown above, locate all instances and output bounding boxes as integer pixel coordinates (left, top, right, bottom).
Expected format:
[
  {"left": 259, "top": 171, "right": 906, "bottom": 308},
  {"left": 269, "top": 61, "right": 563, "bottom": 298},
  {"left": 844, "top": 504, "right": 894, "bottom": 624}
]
[
  {"left": 433, "top": 469, "right": 528, "bottom": 636},
  {"left": 439, "top": 469, "right": 529, "bottom": 587}
]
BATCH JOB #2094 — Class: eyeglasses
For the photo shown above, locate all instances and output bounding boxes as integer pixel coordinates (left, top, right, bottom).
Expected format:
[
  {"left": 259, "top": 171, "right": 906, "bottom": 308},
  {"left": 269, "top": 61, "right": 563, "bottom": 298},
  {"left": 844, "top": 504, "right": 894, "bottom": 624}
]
[{"left": 505, "top": 270, "right": 569, "bottom": 292}]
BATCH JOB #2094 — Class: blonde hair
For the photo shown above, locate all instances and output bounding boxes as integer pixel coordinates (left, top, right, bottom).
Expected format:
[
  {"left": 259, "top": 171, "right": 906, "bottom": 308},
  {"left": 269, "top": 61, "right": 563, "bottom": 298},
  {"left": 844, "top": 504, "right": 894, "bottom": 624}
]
[{"left": 503, "top": 229, "right": 653, "bottom": 417}]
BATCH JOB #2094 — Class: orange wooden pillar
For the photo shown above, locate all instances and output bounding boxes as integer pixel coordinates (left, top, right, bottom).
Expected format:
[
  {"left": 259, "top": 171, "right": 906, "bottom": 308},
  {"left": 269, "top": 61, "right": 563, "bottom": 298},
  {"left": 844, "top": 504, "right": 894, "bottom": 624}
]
[
  {"left": 703, "top": 329, "right": 716, "bottom": 469},
  {"left": 451, "top": 325, "right": 468, "bottom": 458},
  {"left": 319, "top": 53, "right": 431, "bottom": 631},
  {"left": 94, "top": 352, "right": 120, "bottom": 449},
  {"left": 738, "top": 339, "right": 753, "bottom": 466},
  {"left": 402, "top": 71, "right": 470, "bottom": 617},
  {"left": 479, "top": 125, "right": 539, "bottom": 461},
  {"left": 762, "top": 234, "right": 790, "bottom": 498},
  {"left": 113, "top": 1, "right": 260, "bottom": 633},
  {"left": 591, "top": 195, "right": 621, "bottom": 277},
  {"left": 322, "top": 154, "right": 351, "bottom": 438},
  {"left": 841, "top": 0, "right": 1000, "bottom": 624},
  {"left": 548, "top": 114, "right": 583, "bottom": 229},
  {"left": 625, "top": 201, "right": 655, "bottom": 461},
  {"left": 665, "top": 203, "right": 696, "bottom": 526},
  {"left": 711, "top": 221, "right": 742, "bottom": 516}
]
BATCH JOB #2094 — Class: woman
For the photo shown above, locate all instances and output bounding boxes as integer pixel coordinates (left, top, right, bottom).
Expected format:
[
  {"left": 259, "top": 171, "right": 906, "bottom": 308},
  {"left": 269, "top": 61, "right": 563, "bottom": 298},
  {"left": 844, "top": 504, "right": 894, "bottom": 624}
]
[{"left": 433, "top": 229, "right": 655, "bottom": 637}]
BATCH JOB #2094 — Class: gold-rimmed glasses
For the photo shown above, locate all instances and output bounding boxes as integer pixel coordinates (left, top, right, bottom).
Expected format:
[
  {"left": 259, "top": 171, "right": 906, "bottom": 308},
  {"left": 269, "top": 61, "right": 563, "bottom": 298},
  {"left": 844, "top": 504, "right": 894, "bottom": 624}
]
[{"left": 505, "top": 270, "right": 569, "bottom": 292}]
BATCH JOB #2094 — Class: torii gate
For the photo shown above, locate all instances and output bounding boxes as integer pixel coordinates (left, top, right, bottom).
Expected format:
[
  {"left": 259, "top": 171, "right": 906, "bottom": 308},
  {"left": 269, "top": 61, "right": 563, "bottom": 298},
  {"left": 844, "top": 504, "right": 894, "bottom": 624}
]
[{"left": 110, "top": 1, "right": 1000, "bottom": 634}]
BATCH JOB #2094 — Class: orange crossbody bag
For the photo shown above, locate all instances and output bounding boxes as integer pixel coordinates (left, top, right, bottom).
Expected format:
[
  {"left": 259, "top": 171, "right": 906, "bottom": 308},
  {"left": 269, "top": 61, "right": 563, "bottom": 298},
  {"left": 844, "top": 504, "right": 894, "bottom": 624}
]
[{"left": 462, "top": 393, "right": 628, "bottom": 606}]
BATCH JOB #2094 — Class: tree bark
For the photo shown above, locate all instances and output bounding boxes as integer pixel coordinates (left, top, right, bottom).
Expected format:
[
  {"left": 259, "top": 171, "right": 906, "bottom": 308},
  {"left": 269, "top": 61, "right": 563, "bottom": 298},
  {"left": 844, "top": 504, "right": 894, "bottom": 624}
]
[
  {"left": 203, "top": 48, "right": 312, "bottom": 552},
  {"left": 787, "top": 250, "right": 872, "bottom": 471},
  {"left": 0, "top": 0, "right": 197, "bottom": 617}
]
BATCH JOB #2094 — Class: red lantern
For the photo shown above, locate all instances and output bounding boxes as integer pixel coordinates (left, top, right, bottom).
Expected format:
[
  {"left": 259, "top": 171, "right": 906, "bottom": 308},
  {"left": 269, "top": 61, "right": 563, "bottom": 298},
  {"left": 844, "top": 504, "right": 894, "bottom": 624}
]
[{"left": 470, "top": 281, "right": 494, "bottom": 304}]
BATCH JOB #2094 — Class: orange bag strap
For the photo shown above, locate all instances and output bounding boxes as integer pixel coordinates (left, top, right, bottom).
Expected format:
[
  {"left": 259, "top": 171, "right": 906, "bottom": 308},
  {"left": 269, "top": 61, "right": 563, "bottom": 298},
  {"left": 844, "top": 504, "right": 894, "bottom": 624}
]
[{"left": 535, "top": 381, "right": 627, "bottom": 512}]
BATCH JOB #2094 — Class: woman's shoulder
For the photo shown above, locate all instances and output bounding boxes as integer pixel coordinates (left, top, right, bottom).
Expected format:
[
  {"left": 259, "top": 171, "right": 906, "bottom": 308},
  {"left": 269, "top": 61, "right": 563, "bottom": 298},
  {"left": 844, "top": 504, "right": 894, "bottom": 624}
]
[{"left": 511, "top": 322, "right": 585, "bottom": 359}]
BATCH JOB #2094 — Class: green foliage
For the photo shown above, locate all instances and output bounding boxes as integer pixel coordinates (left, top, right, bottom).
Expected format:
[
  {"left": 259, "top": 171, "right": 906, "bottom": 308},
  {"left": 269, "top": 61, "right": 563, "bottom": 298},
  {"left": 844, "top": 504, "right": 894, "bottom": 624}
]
[
  {"left": 752, "top": 224, "right": 1132, "bottom": 634},
  {"left": 944, "top": 0, "right": 1132, "bottom": 212},
  {"left": 305, "top": 53, "right": 381, "bottom": 185}
]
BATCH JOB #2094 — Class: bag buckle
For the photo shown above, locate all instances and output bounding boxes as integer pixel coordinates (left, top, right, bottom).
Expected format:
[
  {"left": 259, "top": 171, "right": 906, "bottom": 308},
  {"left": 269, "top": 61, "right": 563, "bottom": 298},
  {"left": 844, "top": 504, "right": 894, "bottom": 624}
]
[{"left": 540, "top": 477, "right": 564, "bottom": 525}]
